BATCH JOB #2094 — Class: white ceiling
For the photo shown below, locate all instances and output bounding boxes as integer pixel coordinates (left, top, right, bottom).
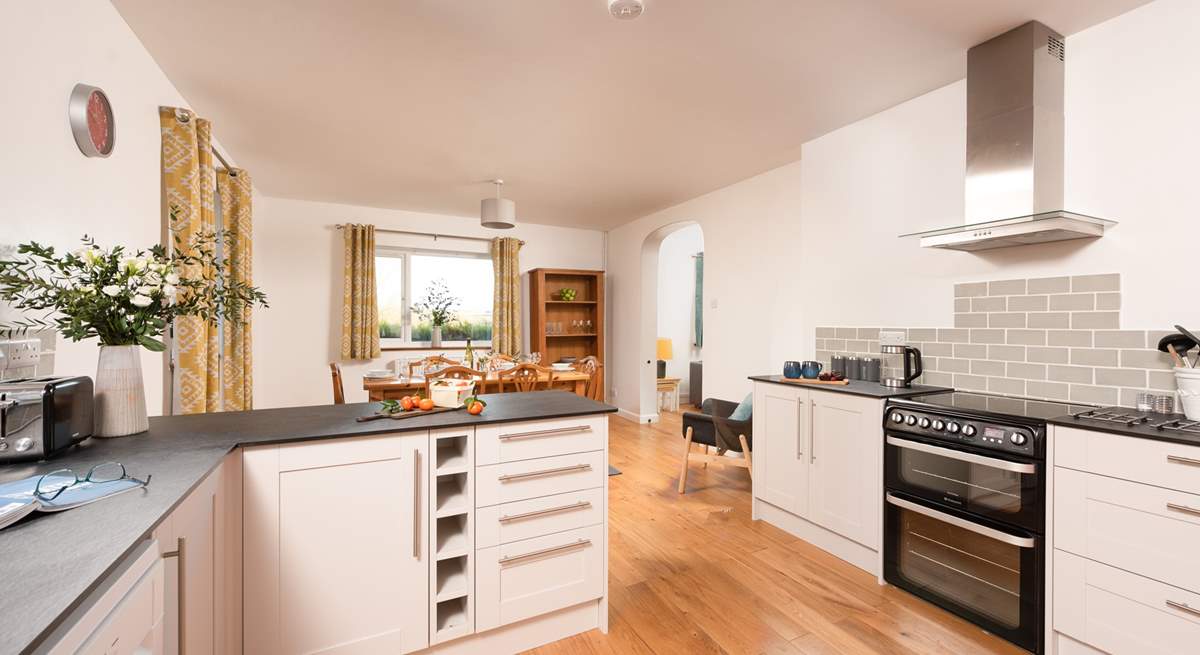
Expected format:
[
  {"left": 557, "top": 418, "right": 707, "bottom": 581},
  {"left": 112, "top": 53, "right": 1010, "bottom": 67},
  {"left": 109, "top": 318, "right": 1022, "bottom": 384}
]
[{"left": 113, "top": 0, "right": 1148, "bottom": 230}]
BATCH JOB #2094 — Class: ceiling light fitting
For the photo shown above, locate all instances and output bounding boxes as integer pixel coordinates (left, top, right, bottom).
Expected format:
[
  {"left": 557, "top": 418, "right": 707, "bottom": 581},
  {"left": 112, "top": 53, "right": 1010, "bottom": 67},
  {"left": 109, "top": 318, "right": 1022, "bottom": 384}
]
[
  {"left": 480, "top": 179, "right": 516, "bottom": 230},
  {"left": 608, "top": 0, "right": 644, "bottom": 20}
]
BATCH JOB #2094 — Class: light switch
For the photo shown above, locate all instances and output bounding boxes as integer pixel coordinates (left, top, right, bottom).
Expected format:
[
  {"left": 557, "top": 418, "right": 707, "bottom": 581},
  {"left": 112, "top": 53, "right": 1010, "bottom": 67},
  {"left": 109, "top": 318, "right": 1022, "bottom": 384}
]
[{"left": 710, "top": 298, "right": 718, "bottom": 309}]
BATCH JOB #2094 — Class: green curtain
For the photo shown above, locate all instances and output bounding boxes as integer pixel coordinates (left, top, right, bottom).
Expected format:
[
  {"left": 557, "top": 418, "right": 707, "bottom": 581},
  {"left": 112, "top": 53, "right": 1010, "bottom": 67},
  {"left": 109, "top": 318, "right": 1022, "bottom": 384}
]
[{"left": 694, "top": 252, "right": 704, "bottom": 347}]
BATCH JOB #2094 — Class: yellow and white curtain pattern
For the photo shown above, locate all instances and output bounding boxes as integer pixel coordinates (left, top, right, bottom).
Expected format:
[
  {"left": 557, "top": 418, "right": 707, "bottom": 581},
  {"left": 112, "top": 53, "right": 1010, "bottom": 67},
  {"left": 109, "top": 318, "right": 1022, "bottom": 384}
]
[
  {"left": 490, "top": 237, "right": 523, "bottom": 356},
  {"left": 161, "top": 107, "right": 219, "bottom": 414},
  {"left": 341, "top": 224, "right": 380, "bottom": 359},
  {"left": 218, "top": 169, "right": 254, "bottom": 411}
]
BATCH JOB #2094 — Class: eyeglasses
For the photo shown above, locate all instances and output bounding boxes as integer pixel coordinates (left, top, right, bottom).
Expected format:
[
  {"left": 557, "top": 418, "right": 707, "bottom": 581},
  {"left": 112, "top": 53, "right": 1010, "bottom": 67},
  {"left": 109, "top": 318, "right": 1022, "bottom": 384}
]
[{"left": 34, "top": 462, "right": 152, "bottom": 501}]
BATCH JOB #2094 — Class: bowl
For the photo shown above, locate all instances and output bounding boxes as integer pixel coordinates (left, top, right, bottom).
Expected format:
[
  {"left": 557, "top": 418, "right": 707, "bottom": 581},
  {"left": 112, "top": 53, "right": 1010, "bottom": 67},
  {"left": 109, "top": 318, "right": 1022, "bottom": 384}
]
[
  {"left": 364, "top": 369, "right": 393, "bottom": 379},
  {"left": 551, "top": 363, "right": 573, "bottom": 371}
]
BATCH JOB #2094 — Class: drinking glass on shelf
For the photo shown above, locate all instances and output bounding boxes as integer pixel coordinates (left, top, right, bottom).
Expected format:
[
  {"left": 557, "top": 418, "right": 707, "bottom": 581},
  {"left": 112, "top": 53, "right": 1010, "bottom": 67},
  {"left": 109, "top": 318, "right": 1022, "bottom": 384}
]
[{"left": 585, "top": 319, "right": 593, "bottom": 334}]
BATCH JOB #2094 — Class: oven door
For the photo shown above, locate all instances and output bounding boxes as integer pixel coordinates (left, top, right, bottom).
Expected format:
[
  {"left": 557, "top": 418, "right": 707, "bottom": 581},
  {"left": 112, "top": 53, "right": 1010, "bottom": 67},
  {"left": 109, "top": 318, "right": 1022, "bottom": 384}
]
[
  {"left": 884, "top": 492, "right": 1042, "bottom": 654},
  {"left": 885, "top": 434, "right": 1042, "bottom": 532}
]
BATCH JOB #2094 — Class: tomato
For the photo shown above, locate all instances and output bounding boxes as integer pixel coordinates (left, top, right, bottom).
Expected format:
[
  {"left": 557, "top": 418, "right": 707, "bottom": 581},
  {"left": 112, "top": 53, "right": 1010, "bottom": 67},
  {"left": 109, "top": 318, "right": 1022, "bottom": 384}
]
[
  {"left": 468, "top": 401, "right": 484, "bottom": 415},
  {"left": 400, "top": 396, "right": 414, "bottom": 411},
  {"left": 419, "top": 398, "right": 435, "bottom": 411}
]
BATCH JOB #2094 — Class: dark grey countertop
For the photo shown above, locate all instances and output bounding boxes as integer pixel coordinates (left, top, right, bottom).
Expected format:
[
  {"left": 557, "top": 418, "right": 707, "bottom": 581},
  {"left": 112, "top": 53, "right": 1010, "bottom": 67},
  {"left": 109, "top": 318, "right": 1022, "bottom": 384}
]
[
  {"left": 0, "top": 391, "right": 615, "bottom": 655},
  {"left": 749, "top": 375, "right": 952, "bottom": 399},
  {"left": 1046, "top": 412, "right": 1200, "bottom": 447}
]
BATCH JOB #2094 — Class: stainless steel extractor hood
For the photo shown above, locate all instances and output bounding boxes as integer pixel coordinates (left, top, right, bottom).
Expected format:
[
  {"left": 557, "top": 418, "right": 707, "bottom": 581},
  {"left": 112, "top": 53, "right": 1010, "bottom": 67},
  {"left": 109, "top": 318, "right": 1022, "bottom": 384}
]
[{"left": 904, "top": 21, "right": 1116, "bottom": 251}]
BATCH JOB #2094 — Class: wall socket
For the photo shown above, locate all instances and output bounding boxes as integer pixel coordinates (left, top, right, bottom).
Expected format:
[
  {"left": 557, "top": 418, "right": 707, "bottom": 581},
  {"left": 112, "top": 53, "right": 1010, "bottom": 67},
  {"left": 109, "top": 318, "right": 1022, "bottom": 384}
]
[
  {"left": 879, "top": 330, "right": 906, "bottom": 347},
  {"left": 0, "top": 339, "right": 42, "bottom": 380}
]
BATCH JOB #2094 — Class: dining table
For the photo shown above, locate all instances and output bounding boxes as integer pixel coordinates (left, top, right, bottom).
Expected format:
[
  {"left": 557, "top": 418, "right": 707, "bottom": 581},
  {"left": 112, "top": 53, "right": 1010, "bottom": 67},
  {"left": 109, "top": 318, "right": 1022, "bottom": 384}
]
[{"left": 362, "top": 369, "right": 591, "bottom": 401}]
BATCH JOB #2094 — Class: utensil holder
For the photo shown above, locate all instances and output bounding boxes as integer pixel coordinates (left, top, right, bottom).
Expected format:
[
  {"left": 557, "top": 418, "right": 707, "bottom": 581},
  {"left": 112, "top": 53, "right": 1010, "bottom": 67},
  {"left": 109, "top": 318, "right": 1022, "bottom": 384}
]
[{"left": 1176, "top": 367, "right": 1200, "bottom": 420}]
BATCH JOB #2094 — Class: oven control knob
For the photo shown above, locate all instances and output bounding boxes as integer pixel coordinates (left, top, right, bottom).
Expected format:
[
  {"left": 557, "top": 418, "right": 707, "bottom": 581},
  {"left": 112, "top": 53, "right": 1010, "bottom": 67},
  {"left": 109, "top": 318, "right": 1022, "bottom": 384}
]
[
  {"left": 918, "top": 417, "right": 931, "bottom": 429},
  {"left": 961, "top": 425, "right": 977, "bottom": 437},
  {"left": 932, "top": 420, "right": 945, "bottom": 431},
  {"left": 1010, "top": 433, "right": 1028, "bottom": 446},
  {"left": 0, "top": 440, "right": 7, "bottom": 451},
  {"left": 14, "top": 437, "right": 33, "bottom": 452},
  {"left": 904, "top": 415, "right": 917, "bottom": 426},
  {"left": 890, "top": 412, "right": 904, "bottom": 424},
  {"left": 946, "top": 422, "right": 960, "bottom": 433}
]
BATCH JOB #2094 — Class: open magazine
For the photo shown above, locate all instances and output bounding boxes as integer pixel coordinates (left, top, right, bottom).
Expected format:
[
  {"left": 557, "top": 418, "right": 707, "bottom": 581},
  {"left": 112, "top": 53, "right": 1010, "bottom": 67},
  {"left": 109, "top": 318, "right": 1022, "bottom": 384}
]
[{"left": 0, "top": 471, "right": 149, "bottom": 531}]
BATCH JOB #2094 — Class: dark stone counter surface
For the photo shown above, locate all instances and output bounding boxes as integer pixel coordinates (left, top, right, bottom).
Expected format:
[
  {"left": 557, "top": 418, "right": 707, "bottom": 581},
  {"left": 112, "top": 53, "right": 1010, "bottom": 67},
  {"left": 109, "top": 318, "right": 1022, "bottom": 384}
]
[{"left": 749, "top": 375, "right": 952, "bottom": 399}]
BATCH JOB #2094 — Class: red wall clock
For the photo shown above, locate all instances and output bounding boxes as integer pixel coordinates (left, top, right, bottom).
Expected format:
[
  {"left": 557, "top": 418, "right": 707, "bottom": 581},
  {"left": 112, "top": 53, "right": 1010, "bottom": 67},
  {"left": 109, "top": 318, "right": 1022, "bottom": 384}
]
[{"left": 68, "top": 84, "right": 115, "bottom": 157}]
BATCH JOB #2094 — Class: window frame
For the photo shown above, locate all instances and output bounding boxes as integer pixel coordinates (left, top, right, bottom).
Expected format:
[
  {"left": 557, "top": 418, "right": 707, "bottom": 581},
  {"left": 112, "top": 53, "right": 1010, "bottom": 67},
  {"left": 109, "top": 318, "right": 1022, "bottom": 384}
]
[{"left": 375, "top": 246, "right": 494, "bottom": 350}]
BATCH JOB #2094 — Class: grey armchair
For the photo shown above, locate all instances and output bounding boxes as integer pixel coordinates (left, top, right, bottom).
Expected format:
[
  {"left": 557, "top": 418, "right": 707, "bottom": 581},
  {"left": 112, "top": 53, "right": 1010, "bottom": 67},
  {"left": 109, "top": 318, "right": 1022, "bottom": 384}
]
[{"left": 678, "top": 398, "right": 753, "bottom": 493}]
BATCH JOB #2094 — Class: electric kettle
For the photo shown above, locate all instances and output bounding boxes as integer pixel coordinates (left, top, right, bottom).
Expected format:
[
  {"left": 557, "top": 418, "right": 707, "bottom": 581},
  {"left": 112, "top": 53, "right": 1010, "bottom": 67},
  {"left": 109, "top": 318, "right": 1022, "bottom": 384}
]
[{"left": 880, "top": 345, "right": 923, "bottom": 388}]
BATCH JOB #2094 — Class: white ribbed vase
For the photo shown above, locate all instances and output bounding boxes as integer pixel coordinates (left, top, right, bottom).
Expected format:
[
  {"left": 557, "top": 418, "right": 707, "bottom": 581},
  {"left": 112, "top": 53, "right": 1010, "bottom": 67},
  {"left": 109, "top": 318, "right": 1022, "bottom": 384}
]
[{"left": 94, "top": 345, "right": 149, "bottom": 437}]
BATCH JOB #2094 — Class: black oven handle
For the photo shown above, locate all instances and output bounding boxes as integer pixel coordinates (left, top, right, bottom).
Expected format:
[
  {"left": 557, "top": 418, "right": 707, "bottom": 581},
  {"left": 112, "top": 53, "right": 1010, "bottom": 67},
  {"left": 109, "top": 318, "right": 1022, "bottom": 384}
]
[
  {"left": 886, "top": 436, "right": 1037, "bottom": 474},
  {"left": 886, "top": 493, "right": 1036, "bottom": 548}
]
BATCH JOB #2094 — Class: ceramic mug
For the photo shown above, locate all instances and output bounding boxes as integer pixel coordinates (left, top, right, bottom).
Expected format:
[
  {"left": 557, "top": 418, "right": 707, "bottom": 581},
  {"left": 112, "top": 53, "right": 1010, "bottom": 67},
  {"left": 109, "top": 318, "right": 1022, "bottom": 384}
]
[
  {"left": 783, "top": 361, "right": 802, "bottom": 379},
  {"left": 801, "top": 360, "right": 823, "bottom": 379}
]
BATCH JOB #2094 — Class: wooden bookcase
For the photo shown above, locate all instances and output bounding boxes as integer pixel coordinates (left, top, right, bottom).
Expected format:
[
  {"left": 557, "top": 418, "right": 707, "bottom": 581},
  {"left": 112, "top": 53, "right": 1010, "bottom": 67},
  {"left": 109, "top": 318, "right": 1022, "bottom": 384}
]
[{"left": 528, "top": 268, "right": 605, "bottom": 398}]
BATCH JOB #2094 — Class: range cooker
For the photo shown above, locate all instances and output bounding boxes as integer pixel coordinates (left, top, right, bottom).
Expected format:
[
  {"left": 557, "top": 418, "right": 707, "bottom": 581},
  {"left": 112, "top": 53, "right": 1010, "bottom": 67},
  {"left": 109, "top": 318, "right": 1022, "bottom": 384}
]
[{"left": 881, "top": 391, "right": 1089, "bottom": 654}]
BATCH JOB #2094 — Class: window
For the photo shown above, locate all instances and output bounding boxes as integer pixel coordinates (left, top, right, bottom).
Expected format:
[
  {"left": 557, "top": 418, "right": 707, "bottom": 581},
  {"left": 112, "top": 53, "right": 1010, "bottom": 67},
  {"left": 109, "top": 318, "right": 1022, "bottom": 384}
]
[{"left": 376, "top": 248, "right": 494, "bottom": 347}]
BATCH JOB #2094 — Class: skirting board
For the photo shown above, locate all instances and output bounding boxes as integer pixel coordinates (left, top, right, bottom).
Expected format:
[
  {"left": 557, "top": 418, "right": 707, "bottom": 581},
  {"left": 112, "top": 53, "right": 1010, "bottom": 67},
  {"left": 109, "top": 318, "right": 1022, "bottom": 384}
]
[
  {"left": 426, "top": 600, "right": 602, "bottom": 654},
  {"left": 616, "top": 407, "right": 659, "bottom": 424},
  {"left": 754, "top": 498, "right": 880, "bottom": 577}
]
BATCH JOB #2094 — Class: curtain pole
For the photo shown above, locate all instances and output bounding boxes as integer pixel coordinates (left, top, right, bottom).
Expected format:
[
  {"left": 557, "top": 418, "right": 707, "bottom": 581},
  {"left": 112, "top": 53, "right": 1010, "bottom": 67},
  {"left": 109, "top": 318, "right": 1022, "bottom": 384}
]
[{"left": 334, "top": 224, "right": 524, "bottom": 246}]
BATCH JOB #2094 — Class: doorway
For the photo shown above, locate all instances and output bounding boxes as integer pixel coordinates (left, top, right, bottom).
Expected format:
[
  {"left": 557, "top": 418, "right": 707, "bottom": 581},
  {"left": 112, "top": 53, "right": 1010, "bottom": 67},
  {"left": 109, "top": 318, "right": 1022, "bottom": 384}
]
[{"left": 638, "top": 222, "right": 704, "bottom": 420}]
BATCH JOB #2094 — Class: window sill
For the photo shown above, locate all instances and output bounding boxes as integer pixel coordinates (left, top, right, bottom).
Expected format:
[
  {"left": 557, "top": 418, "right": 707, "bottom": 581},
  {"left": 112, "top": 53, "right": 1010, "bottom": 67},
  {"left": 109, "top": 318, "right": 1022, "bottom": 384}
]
[{"left": 380, "top": 344, "right": 492, "bottom": 352}]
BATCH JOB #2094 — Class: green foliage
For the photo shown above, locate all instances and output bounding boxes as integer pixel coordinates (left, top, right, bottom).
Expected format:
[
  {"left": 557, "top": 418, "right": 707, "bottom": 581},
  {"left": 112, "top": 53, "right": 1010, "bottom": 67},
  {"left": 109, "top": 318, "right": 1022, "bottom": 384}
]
[
  {"left": 413, "top": 319, "right": 492, "bottom": 342},
  {"left": 411, "top": 279, "right": 459, "bottom": 327}
]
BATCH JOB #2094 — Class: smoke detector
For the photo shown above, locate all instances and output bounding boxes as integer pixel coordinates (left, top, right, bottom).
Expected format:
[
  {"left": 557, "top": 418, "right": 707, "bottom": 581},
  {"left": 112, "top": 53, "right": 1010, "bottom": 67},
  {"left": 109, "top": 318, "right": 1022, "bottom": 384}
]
[
  {"left": 609, "top": 0, "right": 644, "bottom": 20},
  {"left": 480, "top": 179, "right": 516, "bottom": 230}
]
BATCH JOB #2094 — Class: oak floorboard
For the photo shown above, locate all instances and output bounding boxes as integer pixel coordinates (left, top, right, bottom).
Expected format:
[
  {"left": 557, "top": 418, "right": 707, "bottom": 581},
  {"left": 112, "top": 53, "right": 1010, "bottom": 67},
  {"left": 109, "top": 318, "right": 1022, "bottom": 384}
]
[{"left": 523, "top": 410, "right": 1026, "bottom": 655}]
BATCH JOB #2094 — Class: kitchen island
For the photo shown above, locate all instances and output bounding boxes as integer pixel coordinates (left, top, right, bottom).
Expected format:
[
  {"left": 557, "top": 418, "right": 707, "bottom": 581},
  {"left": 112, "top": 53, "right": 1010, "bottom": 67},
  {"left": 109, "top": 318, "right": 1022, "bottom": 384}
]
[{"left": 0, "top": 390, "right": 615, "bottom": 655}]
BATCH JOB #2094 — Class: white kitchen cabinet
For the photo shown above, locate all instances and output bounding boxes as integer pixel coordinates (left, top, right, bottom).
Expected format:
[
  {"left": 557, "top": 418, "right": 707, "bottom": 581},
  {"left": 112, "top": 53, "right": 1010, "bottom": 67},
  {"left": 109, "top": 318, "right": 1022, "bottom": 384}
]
[
  {"left": 809, "top": 390, "right": 881, "bottom": 547},
  {"left": 752, "top": 383, "right": 810, "bottom": 517},
  {"left": 243, "top": 432, "right": 430, "bottom": 655}
]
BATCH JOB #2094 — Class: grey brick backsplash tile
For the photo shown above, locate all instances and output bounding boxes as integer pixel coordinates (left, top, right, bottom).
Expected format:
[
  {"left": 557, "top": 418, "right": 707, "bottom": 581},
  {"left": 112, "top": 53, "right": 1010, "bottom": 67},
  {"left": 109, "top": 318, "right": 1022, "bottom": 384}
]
[
  {"left": 816, "top": 327, "right": 837, "bottom": 338},
  {"left": 922, "top": 371, "right": 955, "bottom": 387},
  {"left": 989, "top": 377, "right": 1026, "bottom": 396},
  {"left": 954, "top": 282, "right": 989, "bottom": 297},
  {"left": 1007, "top": 362, "right": 1047, "bottom": 380},
  {"left": 825, "top": 339, "right": 845, "bottom": 351},
  {"left": 1048, "top": 365, "right": 1094, "bottom": 384},
  {"left": 989, "top": 279, "right": 1027, "bottom": 296},
  {"left": 1009, "top": 295, "right": 1049, "bottom": 311},
  {"left": 1070, "top": 348, "right": 1120, "bottom": 367},
  {"left": 844, "top": 339, "right": 867, "bottom": 352},
  {"left": 954, "top": 374, "right": 988, "bottom": 391},
  {"left": 815, "top": 339, "right": 826, "bottom": 350},
  {"left": 989, "top": 345, "right": 1027, "bottom": 361},
  {"left": 972, "top": 360, "right": 1006, "bottom": 376},
  {"left": 1072, "top": 312, "right": 1120, "bottom": 329},
  {"left": 955, "top": 343, "right": 988, "bottom": 359},
  {"left": 938, "top": 328, "right": 970, "bottom": 343},
  {"left": 1121, "top": 349, "right": 1175, "bottom": 370},
  {"left": 1149, "top": 370, "right": 1178, "bottom": 391},
  {"left": 921, "top": 342, "right": 954, "bottom": 357},
  {"left": 971, "top": 329, "right": 1006, "bottom": 344},
  {"left": 1071, "top": 273, "right": 1120, "bottom": 293},
  {"left": 939, "top": 358, "right": 970, "bottom": 373},
  {"left": 989, "top": 313, "right": 1026, "bottom": 328},
  {"left": 1028, "top": 276, "right": 1071, "bottom": 294},
  {"left": 955, "top": 313, "right": 988, "bottom": 328},
  {"left": 972, "top": 296, "right": 1007, "bottom": 312},
  {"left": 867, "top": 341, "right": 880, "bottom": 352},
  {"left": 1047, "top": 330, "right": 1092, "bottom": 347},
  {"left": 954, "top": 298, "right": 971, "bottom": 312},
  {"left": 1093, "top": 330, "right": 1145, "bottom": 349},
  {"left": 920, "top": 357, "right": 939, "bottom": 371},
  {"left": 1028, "top": 346, "right": 1070, "bottom": 364},
  {"left": 1095, "top": 367, "right": 1147, "bottom": 387},
  {"left": 1027, "top": 380, "right": 1070, "bottom": 401},
  {"left": 1007, "top": 329, "right": 1047, "bottom": 346},
  {"left": 1049, "top": 293, "right": 1096, "bottom": 311},
  {"left": 857, "top": 327, "right": 880, "bottom": 340},
  {"left": 1071, "top": 384, "right": 1119, "bottom": 405},
  {"left": 1096, "top": 292, "right": 1121, "bottom": 310},
  {"left": 909, "top": 328, "right": 939, "bottom": 342},
  {"left": 1029, "top": 312, "right": 1071, "bottom": 329},
  {"left": 1120, "top": 388, "right": 1145, "bottom": 408},
  {"left": 1147, "top": 330, "right": 1176, "bottom": 347},
  {"left": 836, "top": 327, "right": 858, "bottom": 339},
  {"left": 815, "top": 350, "right": 833, "bottom": 364}
]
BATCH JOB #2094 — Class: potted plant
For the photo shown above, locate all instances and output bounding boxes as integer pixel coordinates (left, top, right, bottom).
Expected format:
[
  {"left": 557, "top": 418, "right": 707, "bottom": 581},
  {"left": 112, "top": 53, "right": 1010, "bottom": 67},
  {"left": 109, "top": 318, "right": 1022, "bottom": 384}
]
[
  {"left": 412, "top": 279, "right": 459, "bottom": 348},
  {"left": 0, "top": 230, "right": 268, "bottom": 436}
]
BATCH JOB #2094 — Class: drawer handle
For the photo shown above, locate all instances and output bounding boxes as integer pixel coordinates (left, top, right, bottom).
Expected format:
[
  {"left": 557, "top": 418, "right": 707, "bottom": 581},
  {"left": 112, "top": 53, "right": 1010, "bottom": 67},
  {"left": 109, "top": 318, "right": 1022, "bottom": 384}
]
[
  {"left": 499, "top": 425, "right": 592, "bottom": 441},
  {"left": 499, "top": 538, "right": 591, "bottom": 566},
  {"left": 1167, "top": 454, "right": 1200, "bottom": 467},
  {"left": 413, "top": 449, "right": 422, "bottom": 560},
  {"left": 1166, "top": 502, "right": 1200, "bottom": 518},
  {"left": 499, "top": 500, "right": 592, "bottom": 523},
  {"left": 161, "top": 537, "right": 186, "bottom": 655},
  {"left": 1166, "top": 600, "right": 1200, "bottom": 618},
  {"left": 498, "top": 463, "right": 591, "bottom": 482}
]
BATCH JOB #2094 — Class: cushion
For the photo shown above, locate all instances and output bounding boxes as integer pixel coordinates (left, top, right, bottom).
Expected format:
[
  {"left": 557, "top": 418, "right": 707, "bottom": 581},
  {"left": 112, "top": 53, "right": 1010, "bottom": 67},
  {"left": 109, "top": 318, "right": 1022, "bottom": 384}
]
[{"left": 728, "top": 393, "right": 753, "bottom": 421}]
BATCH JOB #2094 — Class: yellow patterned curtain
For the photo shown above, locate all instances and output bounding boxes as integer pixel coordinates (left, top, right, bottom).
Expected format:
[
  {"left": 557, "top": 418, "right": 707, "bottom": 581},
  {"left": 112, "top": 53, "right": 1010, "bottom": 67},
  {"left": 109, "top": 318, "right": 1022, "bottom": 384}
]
[
  {"left": 341, "top": 224, "right": 380, "bottom": 359},
  {"left": 490, "top": 237, "right": 523, "bottom": 355},
  {"left": 161, "top": 107, "right": 219, "bottom": 414},
  {"left": 218, "top": 169, "right": 254, "bottom": 410}
]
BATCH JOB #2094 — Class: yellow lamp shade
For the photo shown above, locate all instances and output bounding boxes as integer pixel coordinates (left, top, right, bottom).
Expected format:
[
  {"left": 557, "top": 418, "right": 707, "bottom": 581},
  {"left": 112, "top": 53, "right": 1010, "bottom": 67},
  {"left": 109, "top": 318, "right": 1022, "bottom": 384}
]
[{"left": 656, "top": 338, "right": 674, "bottom": 360}]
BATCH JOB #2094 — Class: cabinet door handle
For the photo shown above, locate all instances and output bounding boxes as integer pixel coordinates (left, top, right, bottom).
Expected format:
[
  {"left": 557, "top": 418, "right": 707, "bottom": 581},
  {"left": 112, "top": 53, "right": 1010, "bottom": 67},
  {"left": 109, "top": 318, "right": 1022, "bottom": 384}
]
[
  {"left": 1167, "top": 454, "right": 1200, "bottom": 467},
  {"left": 413, "top": 449, "right": 421, "bottom": 560},
  {"left": 1167, "top": 502, "right": 1200, "bottom": 518},
  {"left": 1166, "top": 600, "right": 1200, "bottom": 618},
  {"left": 498, "top": 463, "right": 591, "bottom": 482},
  {"left": 500, "top": 500, "right": 592, "bottom": 523},
  {"left": 499, "top": 538, "right": 591, "bottom": 566},
  {"left": 161, "top": 536, "right": 186, "bottom": 655},
  {"left": 499, "top": 425, "right": 591, "bottom": 441}
]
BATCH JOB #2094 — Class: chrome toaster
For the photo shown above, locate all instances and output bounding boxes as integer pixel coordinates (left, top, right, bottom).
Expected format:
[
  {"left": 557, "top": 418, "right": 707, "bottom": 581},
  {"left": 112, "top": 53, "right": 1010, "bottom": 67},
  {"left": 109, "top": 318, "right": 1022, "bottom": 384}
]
[{"left": 0, "top": 376, "right": 94, "bottom": 461}]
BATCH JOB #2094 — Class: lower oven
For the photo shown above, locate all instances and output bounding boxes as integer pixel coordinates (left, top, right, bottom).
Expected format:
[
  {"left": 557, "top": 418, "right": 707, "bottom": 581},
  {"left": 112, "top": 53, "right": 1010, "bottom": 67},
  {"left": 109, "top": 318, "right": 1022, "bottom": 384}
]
[{"left": 884, "top": 491, "right": 1043, "bottom": 653}]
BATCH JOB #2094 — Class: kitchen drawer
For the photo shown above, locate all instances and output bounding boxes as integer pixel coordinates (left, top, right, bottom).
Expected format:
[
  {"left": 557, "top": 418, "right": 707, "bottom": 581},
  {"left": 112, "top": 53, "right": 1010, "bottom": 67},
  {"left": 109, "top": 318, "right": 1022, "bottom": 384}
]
[
  {"left": 476, "top": 487, "right": 604, "bottom": 548},
  {"left": 476, "top": 450, "right": 604, "bottom": 508},
  {"left": 1055, "top": 467, "right": 1200, "bottom": 593},
  {"left": 476, "top": 524, "right": 604, "bottom": 632},
  {"left": 1054, "top": 549, "right": 1200, "bottom": 655},
  {"left": 475, "top": 416, "right": 607, "bottom": 465},
  {"left": 1055, "top": 426, "right": 1200, "bottom": 495}
]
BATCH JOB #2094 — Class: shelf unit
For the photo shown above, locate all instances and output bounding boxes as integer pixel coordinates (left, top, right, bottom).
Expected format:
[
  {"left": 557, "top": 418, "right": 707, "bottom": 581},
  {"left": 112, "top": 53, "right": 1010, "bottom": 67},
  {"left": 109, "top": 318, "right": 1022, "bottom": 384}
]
[
  {"left": 428, "top": 428, "right": 474, "bottom": 645},
  {"left": 529, "top": 268, "right": 605, "bottom": 399}
]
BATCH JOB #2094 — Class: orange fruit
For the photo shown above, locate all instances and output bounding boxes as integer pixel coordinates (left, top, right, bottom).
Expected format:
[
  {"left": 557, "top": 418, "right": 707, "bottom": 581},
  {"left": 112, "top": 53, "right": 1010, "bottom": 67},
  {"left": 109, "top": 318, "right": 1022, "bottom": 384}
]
[
  {"left": 468, "top": 401, "right": 484, "bottom": 415},
  {"left": 400, "top": 396, "right": 414, "bottom": 411},
  {"left": 419, "top": 398, "right": 435, "bottom": 411}
]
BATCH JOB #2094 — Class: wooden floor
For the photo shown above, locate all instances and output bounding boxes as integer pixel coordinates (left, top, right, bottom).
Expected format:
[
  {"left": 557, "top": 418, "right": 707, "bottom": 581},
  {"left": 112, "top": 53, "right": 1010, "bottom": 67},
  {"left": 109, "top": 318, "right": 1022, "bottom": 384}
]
[{"left": 525, "top": 409, "right": 1027, "bottom": 655}]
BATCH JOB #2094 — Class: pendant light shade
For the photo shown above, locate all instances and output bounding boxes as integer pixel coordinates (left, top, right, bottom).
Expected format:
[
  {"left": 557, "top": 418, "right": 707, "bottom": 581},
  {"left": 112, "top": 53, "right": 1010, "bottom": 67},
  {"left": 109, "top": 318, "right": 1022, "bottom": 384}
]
[{"left": 481, "top": 179, "right": 516, "bottom": 229}]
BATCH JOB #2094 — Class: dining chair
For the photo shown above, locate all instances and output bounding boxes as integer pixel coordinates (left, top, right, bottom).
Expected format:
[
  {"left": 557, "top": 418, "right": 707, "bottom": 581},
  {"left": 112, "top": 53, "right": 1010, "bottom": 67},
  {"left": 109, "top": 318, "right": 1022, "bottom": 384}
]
[
  {"left": 486, "top": 352, "right": 516, "bottom": 372},
  {"left": 423, "top": 365, "right": 487, "bottom": 397},
  {"left": 497, "top": 363, "right": 556, "bottom": 393},
  {"left": 572, "top": 356, "right": 604, "bottom": 401},
  {"left": 329, "top": 362, "right": 345, "bottom": 405},
  {"left": 408, "top": 354, "right": 461, "bottom": 379}
]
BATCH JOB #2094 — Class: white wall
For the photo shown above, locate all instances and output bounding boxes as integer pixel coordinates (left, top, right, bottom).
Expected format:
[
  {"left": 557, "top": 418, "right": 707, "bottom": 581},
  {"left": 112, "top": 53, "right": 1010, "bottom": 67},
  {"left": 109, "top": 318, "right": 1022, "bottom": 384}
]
[
  {"left": 253, "top": 196, "right": 605, "bottom": 408},
  {"left": 655, "top": 225, "right": 703, "bottom": 396},
  {"left": 0, "top": 0, "right": 221, "bottom": 412},
  {"left": 608, "top": 0, "right": 1200, "bottom": 418}
]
